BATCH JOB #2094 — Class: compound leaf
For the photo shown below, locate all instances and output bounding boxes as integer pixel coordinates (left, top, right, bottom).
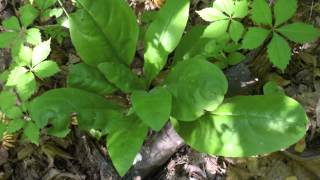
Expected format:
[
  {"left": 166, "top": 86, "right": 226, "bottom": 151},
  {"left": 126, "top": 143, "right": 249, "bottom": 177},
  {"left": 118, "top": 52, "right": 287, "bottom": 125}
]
[
  {"left": 165, "top": 57, "right": 228, "bottom": 121},
  {"left": 277, "top": 23, "right": 320, "bottom": 43},
  {"left": 274, "top": 0, "right": 297, "bottom": 27},
  {"left": 267, "top": 33, "right": 291, "bottom": 70},
  {"left": 242, "top": 27, "right": 270, "bottom": 49},
  {"left": 144, "top": 0, "right": 189, "bottom": 83},
  {"left": 251, "top": 0, "right": 272, "bottom": 26},
  {"left": 67, "top": 63, "right": 116, "bottom": 95},
  {"left": 69, "top": 0, "right": 138, "bottom": 66},
  {"left": 131, "top": 87, "right": 172, "bottom": 131},
  {"left": 173, "top": 95, "right": 308, "bottom": 157}
]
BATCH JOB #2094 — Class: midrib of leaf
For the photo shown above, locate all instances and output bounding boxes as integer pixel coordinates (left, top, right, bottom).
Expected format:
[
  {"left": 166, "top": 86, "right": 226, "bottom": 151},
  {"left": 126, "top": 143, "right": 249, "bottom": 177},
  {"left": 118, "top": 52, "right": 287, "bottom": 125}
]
[{"left": 77, "top": 1, "right": 124, "bottom": 65}]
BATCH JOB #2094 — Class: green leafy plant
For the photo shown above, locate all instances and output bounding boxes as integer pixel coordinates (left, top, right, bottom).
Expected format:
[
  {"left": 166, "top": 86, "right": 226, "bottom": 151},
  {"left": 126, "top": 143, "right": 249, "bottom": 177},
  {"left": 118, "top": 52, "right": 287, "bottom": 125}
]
[{"left": 0, "top": 0, "right": 316, "bottom": 177}]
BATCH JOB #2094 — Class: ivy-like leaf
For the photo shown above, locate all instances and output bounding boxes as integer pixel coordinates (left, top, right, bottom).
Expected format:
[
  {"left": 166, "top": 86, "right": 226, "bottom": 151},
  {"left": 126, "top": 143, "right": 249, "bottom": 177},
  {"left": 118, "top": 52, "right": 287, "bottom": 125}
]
[
  {"left": 29, "top": 88, "right": 123, "bottom": 137},
  {"left": 277, "top": 23, "right": 320, "bottom": 43},
  {"left": 19, "top": 4, "right": 39, "bottom": 27},
  {"left": 107, "top": 114, "right": 148, "bottom": 177},
  {"left": 69, "top": 0, "right": 139, "bottom": 66},
  {"left": 241, "top": 27, "right": 270, "bottom": 49},
  {"left": 165, "top": 57, "right": 228, "bottom": 121},
  {"left": 98, "top": 62, "right": 145, "bottom": 93},
  {"left": 3, "top": 16, "right": 20, "bottom": 31},
  {"left": 32, "top": 39, "right": 51, "bottom": 66},
  {"left": 274, "top": 0, "right": 297, "bottom": 27},
  {"left": 251, "top": 0, "right": 272, "bottom": 26},
  {"left": 229, "top": 20, "right": 244, "bottom": 42},
  {"left": 131, "top": 87, "right": 172, "bottom": 131},
  {"left": 173, "top": 95, "right": 307, "bottom": 157},
  {"left": 33, "top": 60, "right": 60, "bottom": 79},
  {"left": 144, "top": 0, "right": 190, "bottom": 83},
  {"left": 267, "top": 33, "right": 291, "bottom": 70},
  {"left": 67, "top": 63, "right": 116, "bottom": 95},
  {"left": 196, "top": 8, "right": 227, "bottom": 22}
]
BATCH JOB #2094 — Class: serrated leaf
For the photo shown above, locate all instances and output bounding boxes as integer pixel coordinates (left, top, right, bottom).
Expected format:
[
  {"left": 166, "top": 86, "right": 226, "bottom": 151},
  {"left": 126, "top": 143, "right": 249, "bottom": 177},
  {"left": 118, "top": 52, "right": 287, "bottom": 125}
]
[
  {"left": 233, "top": 0, "right": 248, "bottom": 18},
  {"left": 227, "top": 52, "right": 246, "bottom": 65},
  {"left": 3, "top": 16, "right": 21, "bottom": 31},
  {"left": 29, "top": 88, "right": 123, "bottom": 137},
  {"left": 229, "top": 20, "right": 244, "bottom": 42},
  {"left": 98, "top": 62, "right": 145, "bottom": 93},
  {"left": 165, "top": 57, "right": 228, "bottom": 121},
  {"left": 0, "top": 91, "right": 16, "bottom": 110},
  {"left": 0, "top": 32, "right": 19, "bottom": 48},
  {"left": 32, "top": 39, "right": 51, "bottom": 66},
  {"left": 213, "top": 0, "right": 235, "bottom": 16},
  {"left": 274, "top": 0, "right": 297, "bottom": 27},
  {"left": 241, "top": 27, "right": 270, "bottom": 49},
  {"left": 26, "top": 28, "right": 42, "bottom": 45},
  {"left": 35, "top": 0, "right": 57, "bottom": 10},
  {"left": 277, "top": 23, "right": 320, "bottom": 43},
  {"left": 67, "top": 63, "right": 116, "bottom": 95},
  {"left": 267, "top": 33, "right": 291, "bottom": 70},
  {"left": 69, "top": 0, "right": 139, "bottom": 66},
  {"left": 33, "top": 60, "right": 60, "bottom": 79},
  {"left": 251, "top": 0, "right": 272, "bottom": 26},
  {"left": 23, "top": 121, "right": 40, "bottom": 145},
  {"left": 7, "top": 119, "right": 26, "bottom": 133},
  {"left": 107, "top": 114, "right": 148, "bottom": 176},
  {"left": 6, "top": 67, "right": 29, "bottom": 86},
  {"left": 131, "top": 87, "right": 172, "bottom": 131},
  {"left": 19, "top": 4, "right": 39, "bottom": 27},
  {"left": 144, "top": 0, "right": 189, "bottom": 83},
  {"left": 196, "top": 8, "right": 228, "bottom": 22},
  {"left": 16, "top": 72, "right": 37, "bottom": 100},
  {"left": 173, "top": 95, "right": 307, "bottom": 157}
]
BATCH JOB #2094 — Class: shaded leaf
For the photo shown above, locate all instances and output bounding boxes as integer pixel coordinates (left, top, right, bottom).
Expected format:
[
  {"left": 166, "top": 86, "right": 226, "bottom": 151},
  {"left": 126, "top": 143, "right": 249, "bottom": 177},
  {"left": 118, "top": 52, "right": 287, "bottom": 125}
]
[
  {"left": 267, "top": 33, "right": 291, "bottom": 70},
  {"left": 19, "top": 4, "right": 39, "bottom": 27},
  {"left": 274, "top": 0, "right": 297, "bottom": 27},
  {"left": 0, "top": 32, "right": 19, "bottom": 48},
  {"left": 251, "top": 0, "right": 272, "bottom": 26},
  {"left": 7, "top": 119, "right": 26, "bottom": 133},
  {"left": 23, "top": 121, "right": 40, "bottom": 145},
  {"left": 277, "top": 23, "right": 320, "bottom": 43},
  {"left": 3, "top": 16, "right": 20, "bottom": 31},
  {"left": 229, "top": 20, "right": 244, "bottom": 42}
]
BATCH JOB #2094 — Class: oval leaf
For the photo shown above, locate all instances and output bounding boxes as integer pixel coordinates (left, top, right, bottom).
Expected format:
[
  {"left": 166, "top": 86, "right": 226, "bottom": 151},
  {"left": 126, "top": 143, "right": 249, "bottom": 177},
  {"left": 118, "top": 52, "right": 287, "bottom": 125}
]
[
  {"left": 69, "top": 0, "right": 139, "bottom": 66},
  {"left": 277, "top": 23, "right": 320, "bottom": 43},
  {"left": 267, "top": 33, "right": 291, "bottom": 70},
  {"left": 174, "top": 95, "right": 308, "bottom": 157},
  {"left": 242, "top": 27, "right": 270, "bottom": 49},
  {"left": 274, "top": 0, "right": 297, "bottom": 27},
  {"left": 251, "top": 0, "right": 272, "bottom": 26}
]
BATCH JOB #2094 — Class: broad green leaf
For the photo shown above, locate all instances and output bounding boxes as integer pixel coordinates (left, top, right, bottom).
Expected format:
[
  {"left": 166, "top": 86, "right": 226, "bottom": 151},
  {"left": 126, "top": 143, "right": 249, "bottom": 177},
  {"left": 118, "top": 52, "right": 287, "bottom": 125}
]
[
  {"left": 277, "top": 23, "right": 320, "bottom": 43},
  {"left": 29, "top": 88, "right": 123, "bottom": 137},
  {"left": 173, "top": 95, "right": 308, "bottom": 157},
  {"left": 202, "top": 20, "right": 229, "bottom": 39},
  {"left": 67, "top": 63, "right": 116, "bottom": 95},
  {"left": 107, "top": 114, "right": 148, "bottom": 176},
  {"left": 267, "top": 33, "right": 291, "bottom": 70},
  {"left": 241, "top": 27, "right": 270, "bottom": 49},
  {"left": 173, "top": 25, "right": 206, "bottom": 63},
  {"left": 251, "top": 0, "right": 272, "bottom": 26},
  {"left": 7, "top": 119, "right": 26, "bottom": 133},
  {"left": 98, "top": 62, "right": 145, "bottom": 93},
  {"left": 229, "top": 20, "right": 244, "bottom": 42},
  {"left": 0, "top": 32, "right": 19, "bottom": 48},
  {"left": 16, "top": 72, "right": 37, "bottom": 100},
  {"left": 69, "top": 0, "right": 139, "bottom": 66},
  {"left": 26, "top": 28, "right": 42, "bottom": 45},
  {"left": 3, "top": 16, "right": 20, "bottom": 31},
  {"left": 33, "top": 60, "right": 60, "bottom": 79},
  {"left": 131, "top": 87, "right": 172, "bottom": 131},
  {"left": 19, "top": 4, "right": 39, "bottom": 27},
  {"left": 23, "top": 121, "right": 40, "bottom": 145},
  {"left": 144, "top": 0, "right": 189, "bottom": 83},
  {"left": 227, "top": 52, "right": 246, "bottom": 65},
  {"left": 196, "top": 8, "right": 227, "bottom": 22},
  {"left": 6, "top": 67, "right": 29, "bottom": 86},
  {"left": 263, "top": 81, "right": 285, "bottom": 95},
  {"left": 213, "top": 0, "right": 235, "bottom": 16},
  {"left": 274, "top": 0, "right": 297, "bottom": 27},
  {"left": 5, "top": 107, "right": 23, "bottom": 119},
  {"left": 165, "top": 57, "right": 228, "bottom": 121},
  {"left": 0, "top": 91, "right": 16, "bottom": 110},
  {"left": 233, "top": 0, "right": 248, "bottom": 18},
  {"left": 32, "top": 39, "right": 51, "bottom": 66},
  {"left": 35, "top": 0, "right": 57, "bottom": 10}
]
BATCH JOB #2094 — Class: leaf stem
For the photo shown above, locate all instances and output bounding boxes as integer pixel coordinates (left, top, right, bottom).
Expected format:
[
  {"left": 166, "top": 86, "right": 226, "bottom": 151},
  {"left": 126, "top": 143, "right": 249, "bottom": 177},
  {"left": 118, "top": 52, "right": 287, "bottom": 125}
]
[{"left": 57, "top": 0, "right": 69, "bottom": 18}]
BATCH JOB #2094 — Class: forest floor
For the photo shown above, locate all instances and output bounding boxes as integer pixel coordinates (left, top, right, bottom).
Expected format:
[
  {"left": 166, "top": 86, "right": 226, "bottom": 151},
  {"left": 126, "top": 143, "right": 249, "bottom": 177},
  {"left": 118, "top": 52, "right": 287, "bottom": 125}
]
[{"left": 0, "top": 0, "right": 320, "bottom": 179}]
